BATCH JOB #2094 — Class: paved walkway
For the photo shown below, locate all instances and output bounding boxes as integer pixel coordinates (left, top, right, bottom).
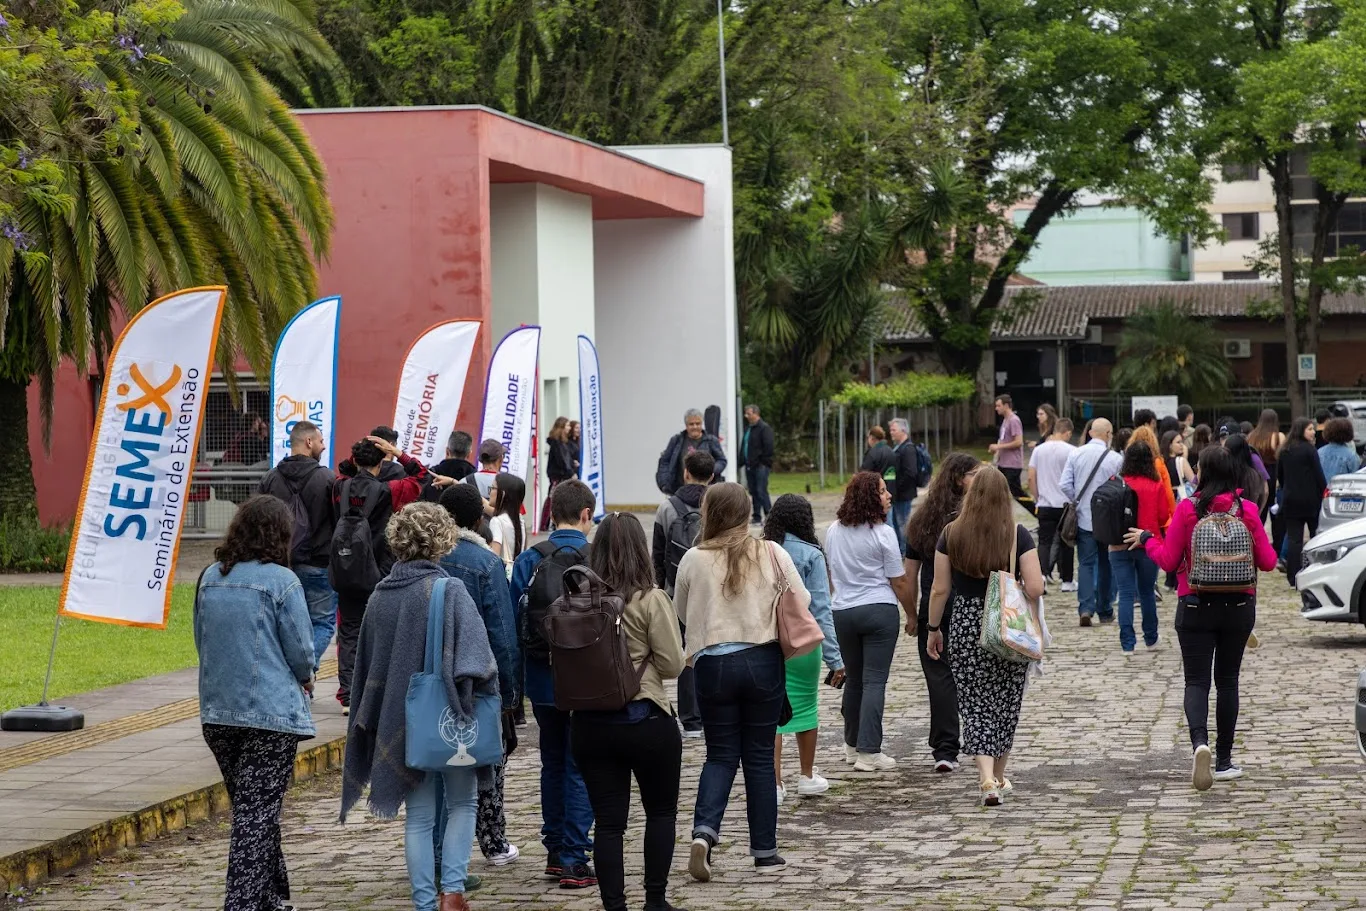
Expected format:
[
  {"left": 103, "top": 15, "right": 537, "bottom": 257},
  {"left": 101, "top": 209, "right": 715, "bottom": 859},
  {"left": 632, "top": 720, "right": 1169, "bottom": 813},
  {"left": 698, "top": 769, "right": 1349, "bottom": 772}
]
[{"left": 9, "top": 568, "right": 1366, "bottom": 910}]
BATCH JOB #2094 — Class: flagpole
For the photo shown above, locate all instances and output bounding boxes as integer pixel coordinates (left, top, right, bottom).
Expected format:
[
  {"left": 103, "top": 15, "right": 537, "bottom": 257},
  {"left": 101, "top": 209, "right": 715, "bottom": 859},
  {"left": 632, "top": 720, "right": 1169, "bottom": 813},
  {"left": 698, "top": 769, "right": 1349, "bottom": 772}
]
[{"left": 717, "top": 0, "right": 729, "bottom": 148}]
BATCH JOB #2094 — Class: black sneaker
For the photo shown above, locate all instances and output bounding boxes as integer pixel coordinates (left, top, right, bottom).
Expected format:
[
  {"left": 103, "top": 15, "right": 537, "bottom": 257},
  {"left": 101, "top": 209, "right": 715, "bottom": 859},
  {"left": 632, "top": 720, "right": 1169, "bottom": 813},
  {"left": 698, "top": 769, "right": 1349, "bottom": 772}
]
[
  {"left": 544, "top": 854, "right": 563, "bottom": 879},
  {"left": 755, "top": 855, "right": 787, "bottom": 872},
  {"left": 559, "top": 862, "right": 597, "bottom": 889},
  {"left": 1079, "top": 614, "right": 1093, "bottom": 627},
  {"left": 465, "top": 873, "right": 482, "bottom": 892}
]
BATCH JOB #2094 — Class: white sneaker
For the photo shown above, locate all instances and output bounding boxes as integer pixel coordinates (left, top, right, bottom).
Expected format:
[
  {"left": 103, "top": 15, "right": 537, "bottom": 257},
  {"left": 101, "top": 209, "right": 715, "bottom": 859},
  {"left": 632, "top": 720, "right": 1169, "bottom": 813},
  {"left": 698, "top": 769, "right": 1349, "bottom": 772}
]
[
  {"left": 1213, "top": 765, "right": 1244, "bottom": 782},
  {"left": 853, "top": 752, "right": 897, "bottom": 772},
  {"left": 797, "top": 772, "right": 830, "bottom": 796},
  {"left": 1192, "top": 744, "right": 1214, "bottom": 791},
  {"left": 487, "top": 843, "right": 520, "bottom": 866},
  {"left": 1060, "top": 581, "right": 1078, "bottom": 593},
  {"left": 843, "top": 743, "right": 858, "bottom": 764},
  {"left": 933, "top": 759, "right": 959, "bottom": 773},
  {"left": 776, "top": 783, "right": 786, "bottom": 805}
]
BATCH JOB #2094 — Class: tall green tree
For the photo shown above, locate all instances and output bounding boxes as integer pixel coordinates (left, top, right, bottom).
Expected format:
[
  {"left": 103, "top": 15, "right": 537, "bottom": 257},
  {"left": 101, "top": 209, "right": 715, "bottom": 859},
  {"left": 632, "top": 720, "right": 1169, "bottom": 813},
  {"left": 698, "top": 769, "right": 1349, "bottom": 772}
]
[
  {"left": 1110, "top": 302, "right": 1235, "bottom": 403},
  {"left": 0, "top": 0, "right": 337, "bottom": 524},
  {"left": 876, "top": 0, "right": 1234, "bottom": 376},
  {"left": 1221, "top": 0, "right": 1366, "bottom": 414}
]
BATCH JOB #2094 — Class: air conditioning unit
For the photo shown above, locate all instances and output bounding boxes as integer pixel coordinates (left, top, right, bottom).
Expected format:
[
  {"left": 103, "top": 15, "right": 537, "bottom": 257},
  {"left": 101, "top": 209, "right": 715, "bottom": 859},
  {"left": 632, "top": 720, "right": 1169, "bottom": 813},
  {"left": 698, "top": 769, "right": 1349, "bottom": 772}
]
[
  {"left": 1224, "top": 338, "right": 1253, "bottom": 358},
  {"left": 1085, "top": 324, "right": 1103, "bottom": 345}
]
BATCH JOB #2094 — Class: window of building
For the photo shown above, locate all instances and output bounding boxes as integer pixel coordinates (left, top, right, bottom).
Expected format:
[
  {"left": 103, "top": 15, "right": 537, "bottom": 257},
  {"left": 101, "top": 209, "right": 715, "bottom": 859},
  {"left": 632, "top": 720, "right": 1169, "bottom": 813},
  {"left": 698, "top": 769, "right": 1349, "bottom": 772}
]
[
  {"left": 1222, "top": 212, "right": 1260, "bottom": 240},
  {"left": 1290, "top": 149, "right": 1319, "bottom": 200},
  {"left": 1222, "top": 162, "right": 1259, "bottom": 182},
  {"left": 1292, "top": 200, "right": 1366, "bottom": 257},
  {"left": 1068, "top": 345, "right": 1118, "bottom": 367},
  {"left": 1222, "top": 270, "right": 1259, "bottom": 280}
]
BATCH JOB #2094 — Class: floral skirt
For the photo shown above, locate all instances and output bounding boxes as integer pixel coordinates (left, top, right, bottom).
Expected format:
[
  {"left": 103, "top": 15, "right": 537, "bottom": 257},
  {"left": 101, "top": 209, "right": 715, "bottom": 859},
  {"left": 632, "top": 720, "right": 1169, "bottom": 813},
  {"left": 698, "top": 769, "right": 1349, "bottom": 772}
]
[{"left": 947, "top": 593, "right": 1029, "bottom": 757}]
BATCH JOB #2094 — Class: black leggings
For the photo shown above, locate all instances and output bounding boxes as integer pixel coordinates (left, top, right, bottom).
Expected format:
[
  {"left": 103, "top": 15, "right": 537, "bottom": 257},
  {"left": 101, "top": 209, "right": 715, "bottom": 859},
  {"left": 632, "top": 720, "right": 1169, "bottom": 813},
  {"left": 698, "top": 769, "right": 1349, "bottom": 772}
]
[
  {"left": 571, "top": 710, "right": 682, "bottom": 911},
  {"left": 1174, "top": 596, "right": 1256, "bottom": 764}
]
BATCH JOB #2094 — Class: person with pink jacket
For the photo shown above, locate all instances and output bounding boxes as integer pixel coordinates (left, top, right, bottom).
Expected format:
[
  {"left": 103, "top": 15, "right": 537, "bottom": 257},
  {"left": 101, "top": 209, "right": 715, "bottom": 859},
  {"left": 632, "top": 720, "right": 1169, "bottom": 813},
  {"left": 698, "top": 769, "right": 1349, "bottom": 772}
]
[{"left": 1123, "top": 445, "right": 1277, "bottom": 792}]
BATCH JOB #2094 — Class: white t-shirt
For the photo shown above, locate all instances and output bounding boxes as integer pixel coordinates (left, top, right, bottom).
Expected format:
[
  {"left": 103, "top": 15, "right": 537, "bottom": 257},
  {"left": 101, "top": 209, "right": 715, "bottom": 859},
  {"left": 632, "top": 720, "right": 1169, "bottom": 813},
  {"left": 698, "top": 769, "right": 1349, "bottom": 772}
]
[
  {"left": 1029, "top": 439, "right": 1076, "bottom": 509},
  {"left": 825, "top": 521, "right": 905, "bottom": 611},
  {"left": 490, "top": 513, "right": 526, "bottom": 571}
]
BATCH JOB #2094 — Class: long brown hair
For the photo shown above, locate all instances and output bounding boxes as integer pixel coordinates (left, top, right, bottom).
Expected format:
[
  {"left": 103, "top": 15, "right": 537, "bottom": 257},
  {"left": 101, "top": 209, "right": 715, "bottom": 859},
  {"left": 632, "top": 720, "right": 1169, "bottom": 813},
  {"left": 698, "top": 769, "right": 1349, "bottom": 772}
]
[
  {"left": 1247, "top": 408, "right": 1282, "bottom": 461},
  {"left": 548, "top": 416, "right": 570, "bottom": 443},
  {"left": 905, "top": 452, "right": 981, "bottom": 558},
  {"left": 215, "top": 495, "right": 292, "bottom": 575},
  {"left": 589, "top": 513, "right": 656, "bottom": 603},
  {"left": 1036, "top": 402, "right": 1059, "bottom": 436},
  {"left": 943, "top": 467, "right": 1015, "bottom": 578},
  {"left": 697, "top": 482, "right": 760, "bottom": 596}
]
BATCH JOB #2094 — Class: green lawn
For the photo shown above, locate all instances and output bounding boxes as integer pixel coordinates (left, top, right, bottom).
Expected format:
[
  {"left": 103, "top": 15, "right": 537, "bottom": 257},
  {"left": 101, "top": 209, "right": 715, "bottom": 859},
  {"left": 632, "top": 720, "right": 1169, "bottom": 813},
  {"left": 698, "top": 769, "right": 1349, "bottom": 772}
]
[
  {"left": 0, "top": 585, "right": 197, "bottom": 711},
  {"left": 770, "top": 446, "right": 995, "bottom": 498}
]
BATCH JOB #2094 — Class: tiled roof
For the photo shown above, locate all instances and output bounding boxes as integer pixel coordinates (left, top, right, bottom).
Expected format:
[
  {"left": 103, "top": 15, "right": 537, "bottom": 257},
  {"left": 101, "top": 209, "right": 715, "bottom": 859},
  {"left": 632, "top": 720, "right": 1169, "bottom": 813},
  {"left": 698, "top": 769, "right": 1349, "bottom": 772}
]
[{"left": 882, "top": 280, "right": 1366, "bottom": 342}]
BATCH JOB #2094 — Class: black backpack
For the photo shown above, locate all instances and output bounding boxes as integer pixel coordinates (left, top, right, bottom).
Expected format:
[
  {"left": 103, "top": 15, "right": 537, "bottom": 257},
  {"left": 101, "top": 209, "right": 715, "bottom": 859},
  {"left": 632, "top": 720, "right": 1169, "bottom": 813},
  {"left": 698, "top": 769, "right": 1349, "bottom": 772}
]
[
  {"left": 1090, "top": 476, "right": 1137, "bottom": 547},
  {"left": 328, "top": 477, "right": 383, "bottom": 594},
  {"left": 520, "top": 540, "right": 589, "bottom": 662},
  {"left": 915, "top": 443, "right": 934, "bottom": 489},
  {"left": 664, "top": 496, "right": 702, "bottom": 588}
]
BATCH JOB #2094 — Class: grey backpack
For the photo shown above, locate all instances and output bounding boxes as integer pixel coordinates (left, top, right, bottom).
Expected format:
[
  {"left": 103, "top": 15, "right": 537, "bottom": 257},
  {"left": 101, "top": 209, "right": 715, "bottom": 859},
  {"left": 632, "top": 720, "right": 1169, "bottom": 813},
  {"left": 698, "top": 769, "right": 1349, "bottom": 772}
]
[{"left": 1187, "top": 498, "right": 1256, "bottom": 593}]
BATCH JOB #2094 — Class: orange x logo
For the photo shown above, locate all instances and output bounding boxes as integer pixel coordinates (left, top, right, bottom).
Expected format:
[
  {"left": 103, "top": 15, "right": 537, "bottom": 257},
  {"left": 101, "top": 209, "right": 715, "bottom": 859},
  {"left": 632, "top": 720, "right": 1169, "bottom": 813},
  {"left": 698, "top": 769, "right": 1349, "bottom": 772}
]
[{"left": 115, "top": 364, "right": 181, "bottom": 416}]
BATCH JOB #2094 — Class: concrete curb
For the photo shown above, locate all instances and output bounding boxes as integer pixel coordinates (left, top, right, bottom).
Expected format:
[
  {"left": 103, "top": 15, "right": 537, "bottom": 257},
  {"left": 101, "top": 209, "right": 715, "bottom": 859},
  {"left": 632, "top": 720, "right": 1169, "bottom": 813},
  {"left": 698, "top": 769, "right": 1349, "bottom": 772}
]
[{"left": 0, "top": 733, "right": 346, "bottom": 895}]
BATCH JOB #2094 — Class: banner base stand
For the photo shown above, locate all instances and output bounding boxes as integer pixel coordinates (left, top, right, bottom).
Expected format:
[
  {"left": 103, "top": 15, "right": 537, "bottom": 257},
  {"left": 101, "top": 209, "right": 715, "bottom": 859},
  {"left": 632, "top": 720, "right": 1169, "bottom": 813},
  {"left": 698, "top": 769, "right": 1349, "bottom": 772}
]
[{"left": 1, "top": 703, "right": 85, "bottom": 732}]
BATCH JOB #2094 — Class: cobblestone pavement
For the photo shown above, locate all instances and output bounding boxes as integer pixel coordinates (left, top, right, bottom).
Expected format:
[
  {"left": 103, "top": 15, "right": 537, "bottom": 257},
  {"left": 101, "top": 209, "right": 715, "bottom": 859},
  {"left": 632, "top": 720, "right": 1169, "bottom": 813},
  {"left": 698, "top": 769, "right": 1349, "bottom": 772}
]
[{"left": 14, "top": 572, "right": 1366, "bottom": 910}]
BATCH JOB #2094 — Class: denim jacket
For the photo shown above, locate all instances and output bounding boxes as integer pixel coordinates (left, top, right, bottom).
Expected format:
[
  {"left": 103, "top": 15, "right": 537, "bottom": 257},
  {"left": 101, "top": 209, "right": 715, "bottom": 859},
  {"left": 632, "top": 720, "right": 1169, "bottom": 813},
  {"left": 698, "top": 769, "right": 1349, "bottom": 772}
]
[
  {"left": 781, "top": 534, "right": 843, "bottom": 671},
  {"left": 439, "top": 530, "right": 522, "bottom": 703},
  {"left": 194, "top": 560, "right": 316, "bottom": 737}
]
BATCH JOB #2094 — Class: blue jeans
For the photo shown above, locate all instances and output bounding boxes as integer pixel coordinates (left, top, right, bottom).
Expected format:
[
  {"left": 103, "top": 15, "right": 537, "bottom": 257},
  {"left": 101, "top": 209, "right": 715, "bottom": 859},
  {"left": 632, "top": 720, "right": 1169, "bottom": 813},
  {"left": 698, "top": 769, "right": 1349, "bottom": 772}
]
[
  {"left": 1075, "top": 529, "right": 1114, "bottom": 619},
  {"left": 1111, "top": 548, "right": 1159, "bottom": 650},
  {"left": 747, "top": 465, "right": 772, "bottom": 522},
  {"left": 532, "top": 703, "right": 593, "bottom": 866},
  {"left": 692, "top": 642, "right": 785, "bottom": 858},
  {"left": 293, "top": 565, "right": 336, "bottom": 672},
  {"left": 405, "top": 767, "right": 477, "bottom": 910},
  {"left": 887, "top": 500, "right": 913, "bottom": 554}
]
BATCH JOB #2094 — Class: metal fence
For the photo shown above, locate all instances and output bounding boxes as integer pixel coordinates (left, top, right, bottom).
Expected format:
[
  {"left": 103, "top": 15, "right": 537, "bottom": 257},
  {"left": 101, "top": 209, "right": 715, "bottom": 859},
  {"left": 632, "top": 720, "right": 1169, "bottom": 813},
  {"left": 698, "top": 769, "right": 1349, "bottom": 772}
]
[
  {"left": 1067, "top": 386, "right": 1366, "bottom": 427},
  {"left": 183, "top": 377, "right": 273, "bottom": 538},
  {"left": 812, "top": 401, "right": 965, "bottom": 491}
]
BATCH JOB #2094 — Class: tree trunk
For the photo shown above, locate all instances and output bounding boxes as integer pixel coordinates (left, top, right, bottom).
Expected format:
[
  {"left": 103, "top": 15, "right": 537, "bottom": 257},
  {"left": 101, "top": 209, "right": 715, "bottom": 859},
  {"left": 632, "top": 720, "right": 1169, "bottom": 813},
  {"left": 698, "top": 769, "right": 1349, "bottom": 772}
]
[
  {"left": 1270, "top": 151, "right": 1304, "bottom": 416},
  {"left": 0, "top": 376, "right": 38, "bottom": 526}
]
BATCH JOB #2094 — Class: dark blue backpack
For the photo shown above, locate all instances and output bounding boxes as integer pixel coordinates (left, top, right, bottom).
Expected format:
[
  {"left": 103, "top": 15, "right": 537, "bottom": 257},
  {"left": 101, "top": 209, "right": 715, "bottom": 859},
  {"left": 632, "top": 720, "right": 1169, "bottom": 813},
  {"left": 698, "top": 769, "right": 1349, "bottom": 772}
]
[{"left": 915, "top": 443, "right": 933, "bottom": 489}]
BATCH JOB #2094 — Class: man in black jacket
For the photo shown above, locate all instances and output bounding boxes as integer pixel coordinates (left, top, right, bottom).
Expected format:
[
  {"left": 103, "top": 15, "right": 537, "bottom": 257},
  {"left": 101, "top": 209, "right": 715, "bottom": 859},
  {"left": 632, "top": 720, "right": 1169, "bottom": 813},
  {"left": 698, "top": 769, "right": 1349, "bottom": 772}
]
[
  {"left": 422, "top": 430, "right": 477, "bottom": 503},
  {"left": 743, "top": 404, "right": 775, "bottom": 524},
  {"left": 257, "top": 420, "right": 337, "bottom": 673},
  {"left": 655, "top": 409, "right": 728, "bottom": 494},
  {"left": 887, "top": 418, "right": 919, "bottom": 553}
]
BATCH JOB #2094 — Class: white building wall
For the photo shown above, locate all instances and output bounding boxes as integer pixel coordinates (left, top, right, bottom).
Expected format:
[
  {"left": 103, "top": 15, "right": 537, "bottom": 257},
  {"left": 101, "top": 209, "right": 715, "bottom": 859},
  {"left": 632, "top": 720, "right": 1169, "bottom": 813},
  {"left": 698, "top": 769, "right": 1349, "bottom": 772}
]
[
  {"left": 489, "top": 183, "right": 595, "bottom": 520},
  {"left": 1193, "top": 167, "right": 1277, "bottom": 282},
  {"left": 594, "top": 145, "right": 737, "bottom": 507}
]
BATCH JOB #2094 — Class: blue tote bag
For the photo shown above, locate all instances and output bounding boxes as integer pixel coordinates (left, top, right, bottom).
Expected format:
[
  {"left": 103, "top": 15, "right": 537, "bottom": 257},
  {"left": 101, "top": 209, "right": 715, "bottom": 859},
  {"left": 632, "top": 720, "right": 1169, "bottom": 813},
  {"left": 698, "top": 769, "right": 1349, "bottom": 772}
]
[{"left": 405, "top": 578, "right": 504, "bottom": 771}]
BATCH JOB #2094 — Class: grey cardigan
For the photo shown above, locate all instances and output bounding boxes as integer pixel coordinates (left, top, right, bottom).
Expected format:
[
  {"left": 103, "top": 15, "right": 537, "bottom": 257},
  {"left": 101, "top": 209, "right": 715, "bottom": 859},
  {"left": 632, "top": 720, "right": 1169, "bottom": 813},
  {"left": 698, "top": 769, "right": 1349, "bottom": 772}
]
[{"left": 340, "top": 559, "right": 498, "bottom": 821}]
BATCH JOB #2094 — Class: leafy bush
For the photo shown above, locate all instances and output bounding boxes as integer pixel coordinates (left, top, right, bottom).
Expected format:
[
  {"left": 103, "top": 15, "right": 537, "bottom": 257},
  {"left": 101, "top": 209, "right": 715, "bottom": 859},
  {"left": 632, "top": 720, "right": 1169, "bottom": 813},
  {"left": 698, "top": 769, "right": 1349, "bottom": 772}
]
[
  {"left": 0, "top": 516, "right": 69, "bottom": 573},
  {"left": 833, "top": 374, "right": 976, "bottom": 409}
]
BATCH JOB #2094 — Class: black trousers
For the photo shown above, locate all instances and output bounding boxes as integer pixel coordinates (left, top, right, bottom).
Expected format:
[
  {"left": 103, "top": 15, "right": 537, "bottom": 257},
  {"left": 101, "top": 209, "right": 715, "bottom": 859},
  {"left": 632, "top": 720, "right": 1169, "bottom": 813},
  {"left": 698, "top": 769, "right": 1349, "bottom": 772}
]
[
  {"left": 675, "top": 622, "right": 701, "bottom": 728},
  {"left": 1175, "top": 595, "right": 1256, "bottom": 764},
  {"left": 1035, "top": 506, "right": 1074, "bottom": 582},
  {"left": 1001, "top": 467, "right": 1036, "bottom": 516},
  {"left": 336, "top": 590, "right": 370, "bottom": 705},
  {"left": 203, "top": 724, "right": 299, "bottom": 911},
  {"left": 1284, "top": 515, "right": 1319, "bottom": 587},
  {"left": 571, "top": 711, "right": 683, "bottom": 911},
  {"left": 917, "top": 602, "right": 960, "bottom": 762}
]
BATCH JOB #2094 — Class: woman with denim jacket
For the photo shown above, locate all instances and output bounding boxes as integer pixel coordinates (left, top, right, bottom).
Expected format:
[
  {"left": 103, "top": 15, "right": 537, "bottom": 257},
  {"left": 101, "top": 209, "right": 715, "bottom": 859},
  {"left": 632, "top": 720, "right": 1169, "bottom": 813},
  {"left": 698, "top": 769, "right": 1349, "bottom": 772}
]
[
  {"left": 761, "top": 494, "right": 843, "bottom": 804},
  {"left": 195, "top": 495, "right": 316, "bottom": 911}
]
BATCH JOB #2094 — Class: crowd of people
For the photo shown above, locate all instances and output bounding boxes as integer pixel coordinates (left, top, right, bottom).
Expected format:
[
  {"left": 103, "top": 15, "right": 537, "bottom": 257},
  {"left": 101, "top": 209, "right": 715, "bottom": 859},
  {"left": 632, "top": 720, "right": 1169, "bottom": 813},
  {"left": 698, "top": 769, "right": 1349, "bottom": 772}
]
[{"left": 190, "top": 396, "right": 1348, "bottom": 911}]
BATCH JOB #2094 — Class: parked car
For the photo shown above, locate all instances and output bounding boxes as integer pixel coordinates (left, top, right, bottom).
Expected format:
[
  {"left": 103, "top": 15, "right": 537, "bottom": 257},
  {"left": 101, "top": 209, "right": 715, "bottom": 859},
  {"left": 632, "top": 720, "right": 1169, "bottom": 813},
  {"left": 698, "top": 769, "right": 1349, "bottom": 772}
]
[
  {"left": 1320, "top": 469, "right": 1366, "bottom": 535},
  {"left": 1332, "top": 400, "right": 1366, "bottom": 455},
  {"left": 1356, "top": 670, "right": 1366, "bottom": 759},
  {"left": 1296, "top": 516, "right": 1366, "bottom": 623}
]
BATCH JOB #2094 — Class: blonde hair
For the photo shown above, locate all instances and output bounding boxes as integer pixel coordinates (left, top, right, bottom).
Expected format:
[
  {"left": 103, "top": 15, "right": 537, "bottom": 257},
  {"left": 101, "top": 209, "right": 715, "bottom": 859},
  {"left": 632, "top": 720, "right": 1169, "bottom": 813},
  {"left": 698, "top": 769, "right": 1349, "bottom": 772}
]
[
  {"left": 386, "top": 502, "right": 459, "bottom": 563},
  {"left": 696, "top": 482, "right": 760, "bottom": 596},
  {"left": 943, "top": 467, "right": 1015, "bottom": 578}
]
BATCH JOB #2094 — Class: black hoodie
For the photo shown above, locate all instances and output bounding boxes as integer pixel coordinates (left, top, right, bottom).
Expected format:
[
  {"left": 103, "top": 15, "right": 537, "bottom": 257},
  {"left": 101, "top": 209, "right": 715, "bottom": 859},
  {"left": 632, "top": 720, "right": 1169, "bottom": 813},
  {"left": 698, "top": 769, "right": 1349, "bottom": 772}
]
[{"left": 258, "top": 455, "right": 337, "bottom": 567}]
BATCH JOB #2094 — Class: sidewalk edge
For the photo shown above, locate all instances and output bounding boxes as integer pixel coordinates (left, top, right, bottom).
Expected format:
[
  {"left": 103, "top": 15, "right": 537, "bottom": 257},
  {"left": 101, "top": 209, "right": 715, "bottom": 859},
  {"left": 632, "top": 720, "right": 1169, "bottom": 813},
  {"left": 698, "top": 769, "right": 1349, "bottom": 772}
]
[{"left": 0, "top": 734, "right": 346, "bottom": 895}]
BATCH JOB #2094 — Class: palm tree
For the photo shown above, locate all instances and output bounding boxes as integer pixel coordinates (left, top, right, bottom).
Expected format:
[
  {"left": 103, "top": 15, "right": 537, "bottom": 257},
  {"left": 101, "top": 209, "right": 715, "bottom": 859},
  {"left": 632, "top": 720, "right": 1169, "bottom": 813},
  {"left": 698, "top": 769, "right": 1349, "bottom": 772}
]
[
  {"left": 0, "top": 0, "right": 338, "bottom": 524},
  {"left": 1109, "top": 301, "right": 1235, "bottom": 403}
]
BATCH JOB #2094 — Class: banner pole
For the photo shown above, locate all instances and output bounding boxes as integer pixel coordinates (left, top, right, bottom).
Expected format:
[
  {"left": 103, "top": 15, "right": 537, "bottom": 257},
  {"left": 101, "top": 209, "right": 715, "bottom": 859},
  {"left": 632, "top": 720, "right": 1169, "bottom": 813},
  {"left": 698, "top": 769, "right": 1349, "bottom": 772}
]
[{"left": 38, "top": 610, "right": 62, "bottom": 705}]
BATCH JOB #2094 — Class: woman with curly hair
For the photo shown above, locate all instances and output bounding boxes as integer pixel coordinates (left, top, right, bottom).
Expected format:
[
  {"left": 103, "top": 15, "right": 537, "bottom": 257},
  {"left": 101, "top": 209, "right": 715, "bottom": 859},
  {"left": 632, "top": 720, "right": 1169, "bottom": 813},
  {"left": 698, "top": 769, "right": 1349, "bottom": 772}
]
[
  {"left": 926, "top": 468, "right": 1045, "bottom": 807},
  {"left": 903, "top": 453, "right": 982, "bottom": 772},
  {"left": 825, "top": 472, "right": 916, "bottom": 772},
  {"left": 675, "top": 483, "right": 808, "bottom": 879},
  {"left": 762, "top": 495, "right": 843, "bottom": 803},
  {"left": 340, "top": 502, "right": 499, "bottom": 911},
  {"left": 196, "top": 495, "right": 316, "bottom": 911}
]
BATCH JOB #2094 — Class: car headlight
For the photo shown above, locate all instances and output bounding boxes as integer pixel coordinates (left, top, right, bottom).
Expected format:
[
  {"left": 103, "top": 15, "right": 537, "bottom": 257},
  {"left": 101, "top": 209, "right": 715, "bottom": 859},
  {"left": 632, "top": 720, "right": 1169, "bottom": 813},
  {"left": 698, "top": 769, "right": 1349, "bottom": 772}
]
[{"left": 1306, "top": 536, "right": 1366, "bottom": 564}]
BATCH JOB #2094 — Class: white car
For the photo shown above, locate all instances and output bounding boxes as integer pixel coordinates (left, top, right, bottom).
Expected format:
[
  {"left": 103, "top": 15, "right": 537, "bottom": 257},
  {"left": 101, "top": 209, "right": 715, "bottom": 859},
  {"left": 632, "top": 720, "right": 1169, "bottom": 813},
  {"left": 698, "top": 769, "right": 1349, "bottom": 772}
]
[
  {"left": 1332, "top": 400, "right": 1366, "bottom": 455},
  {"left": 1297, "top": 516, "right": 1366, "bottom": 623},
  {"left": 1320, "top": 470, "right": 1366, "bottom": 534}
]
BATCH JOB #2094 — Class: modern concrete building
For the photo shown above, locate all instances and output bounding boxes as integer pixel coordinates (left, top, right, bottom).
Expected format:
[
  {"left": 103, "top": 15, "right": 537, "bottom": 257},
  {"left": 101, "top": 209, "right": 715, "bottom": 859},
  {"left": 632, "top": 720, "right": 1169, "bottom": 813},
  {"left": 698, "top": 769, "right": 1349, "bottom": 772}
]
[{"left": 28, "top": 107, "right": 738, "bottom": 526}]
